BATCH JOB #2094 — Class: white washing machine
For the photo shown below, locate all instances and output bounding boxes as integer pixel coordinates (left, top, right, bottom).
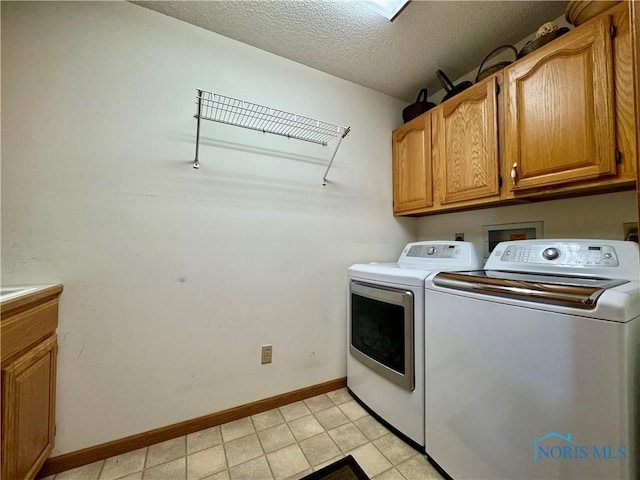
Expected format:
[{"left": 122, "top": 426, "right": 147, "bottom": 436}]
[
  {"left": 347, "top": 241, "right": 481, "bottom": 449},
  {"left": 425, "top": 239, "right": 640, "bottom": 479}
]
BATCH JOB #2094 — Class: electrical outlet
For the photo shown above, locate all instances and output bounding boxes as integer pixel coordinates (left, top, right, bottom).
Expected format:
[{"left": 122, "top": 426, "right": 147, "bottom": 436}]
[
  {"left": 261, "top": 345, "right": 273, "bottom": 364},
  {"left": 455, "top": 233, "right": 465, "bottom": 241}
]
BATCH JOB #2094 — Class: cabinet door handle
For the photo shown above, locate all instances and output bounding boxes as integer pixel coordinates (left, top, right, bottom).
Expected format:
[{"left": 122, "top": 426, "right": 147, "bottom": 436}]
[{"left": 510, "top": 163, "right": 518, "bottom": 186}]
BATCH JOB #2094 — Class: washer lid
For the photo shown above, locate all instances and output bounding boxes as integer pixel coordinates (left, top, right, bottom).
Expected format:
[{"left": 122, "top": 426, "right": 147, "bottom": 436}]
[{"left": 433, "top": 270, "right": 628, "bottom": 310}]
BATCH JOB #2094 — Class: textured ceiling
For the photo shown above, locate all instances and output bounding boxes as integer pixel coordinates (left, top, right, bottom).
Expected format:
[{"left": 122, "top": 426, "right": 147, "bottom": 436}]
[{"left": 133, "top": 0, "right": 568, "bottom": 102}]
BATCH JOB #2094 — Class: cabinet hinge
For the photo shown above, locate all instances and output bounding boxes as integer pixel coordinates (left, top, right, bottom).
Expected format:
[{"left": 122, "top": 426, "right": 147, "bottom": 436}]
[
  {"left": 610, "top": 25, "right": 617, "bottom": 38},
  {"left": 615, "top": 149, "right": 622, "bottom": 164},
  {"left": 498, "top": 175, "right": 503, "bottom": 187}
]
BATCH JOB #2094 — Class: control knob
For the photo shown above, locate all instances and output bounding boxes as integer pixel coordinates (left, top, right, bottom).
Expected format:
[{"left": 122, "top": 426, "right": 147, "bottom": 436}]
[
  {"left": 427, "top": 247, "right": 437, "bottom": 255},
  {"left": 542, "top": 247, "right": 560, "bottom": 260}
]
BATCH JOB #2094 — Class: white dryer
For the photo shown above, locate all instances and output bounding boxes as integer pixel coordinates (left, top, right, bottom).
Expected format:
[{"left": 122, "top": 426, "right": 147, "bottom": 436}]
[
  {"left": 425, "top": 239, "right": 640, "bottom": 479},
  {"left": 348, "top": 241, "right": 481, "bottom": 449}
]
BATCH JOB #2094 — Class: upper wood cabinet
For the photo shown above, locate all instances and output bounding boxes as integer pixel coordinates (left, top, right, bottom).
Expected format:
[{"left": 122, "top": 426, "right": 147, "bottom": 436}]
[
  {"left": 392, "top": 113, "right": 432, "bottom": 214},
  {"left": 392, "top": 75, "right": 504, "bottom": 216},
  {"left": 505, "top": 14, "right": 617, "bottom": 193},
  {"left": 392, "top": 3, "right": 636, "bottom": 216},
  {"left": 633, "top": 0, "right": 640, "bottom": 227},
  {"left": 432, "top": 76, "right": 501, "bottom": 206}
]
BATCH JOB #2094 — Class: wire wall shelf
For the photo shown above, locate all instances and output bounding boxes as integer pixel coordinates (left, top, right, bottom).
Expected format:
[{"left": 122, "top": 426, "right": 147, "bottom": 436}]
[{"left": 193, "top": 89, "right": 350, "bottom": 185}]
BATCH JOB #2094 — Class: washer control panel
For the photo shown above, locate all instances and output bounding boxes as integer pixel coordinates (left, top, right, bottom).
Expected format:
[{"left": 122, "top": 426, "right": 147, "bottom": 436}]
[{"left": 498, "top": 244, "right": 619, "bottom": 266}]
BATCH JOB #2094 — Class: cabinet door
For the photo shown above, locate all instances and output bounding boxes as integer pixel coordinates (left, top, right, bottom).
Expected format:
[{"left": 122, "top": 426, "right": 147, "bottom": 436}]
[
  {"left": 505, "top": 15, "right": 616, "bottom": 193},
  {"left": 433, "top": 76, "right": 500, "bottom": 205},
  {"left": 392, "top": 114, "right": 432, "bottom": 214},
  {"left": 2, "top": 335, "right": 57, "bottom": 480},
  {"left": 633, "top": 0, "right": 640, "bottom": 225}
]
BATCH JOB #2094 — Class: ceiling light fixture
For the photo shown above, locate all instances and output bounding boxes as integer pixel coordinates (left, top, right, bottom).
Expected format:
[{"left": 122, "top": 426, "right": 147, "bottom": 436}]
[{"left": 360, "top": 0, "right": 410, "bottom": 21}]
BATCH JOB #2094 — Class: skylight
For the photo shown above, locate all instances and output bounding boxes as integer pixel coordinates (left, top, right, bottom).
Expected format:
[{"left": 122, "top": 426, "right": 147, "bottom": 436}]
[{"left": 360, "top": 0, "right": 410, "bottom": 21}]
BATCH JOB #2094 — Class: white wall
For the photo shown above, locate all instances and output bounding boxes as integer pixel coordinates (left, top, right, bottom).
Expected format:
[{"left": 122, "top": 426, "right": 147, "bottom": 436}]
[
  {"left": 417, "top": 191, "right": 638, "bottom": 257},
  {"left": 1, "top": 1, "right": 416, "bottom": 454}
]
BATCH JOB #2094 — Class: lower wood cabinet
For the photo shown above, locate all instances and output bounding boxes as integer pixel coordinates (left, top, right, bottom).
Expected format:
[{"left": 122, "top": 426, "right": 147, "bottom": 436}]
[
  {"left": 1, "top": 286, "right": 62, "bottom": 480},
  {"left": 2, "top": 337, "right": 57, "bottom": 480}
]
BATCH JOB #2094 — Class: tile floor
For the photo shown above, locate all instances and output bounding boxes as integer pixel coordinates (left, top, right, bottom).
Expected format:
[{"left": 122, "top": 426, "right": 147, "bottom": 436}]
[{"left": 42, "top": 388, "right": 445, "bottom": 480}]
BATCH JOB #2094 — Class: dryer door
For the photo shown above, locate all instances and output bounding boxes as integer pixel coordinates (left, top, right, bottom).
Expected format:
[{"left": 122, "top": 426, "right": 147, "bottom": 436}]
[{"left": 349, "top": 281, "right": 414, "bottom": 391}]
